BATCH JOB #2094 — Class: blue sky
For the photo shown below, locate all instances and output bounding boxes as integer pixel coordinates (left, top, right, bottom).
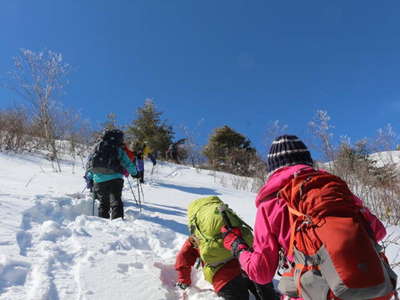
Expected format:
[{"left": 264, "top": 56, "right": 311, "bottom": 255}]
[{"left": 1, "top": 0, "right": 400, "bottom": 155}]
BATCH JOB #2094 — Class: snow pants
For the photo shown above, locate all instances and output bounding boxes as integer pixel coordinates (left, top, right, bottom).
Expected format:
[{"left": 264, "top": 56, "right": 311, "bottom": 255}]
[
  {"left": 217, "top": 273, "right": 279, "bottom": 300},
  {"left": 93, "top": 178, "right": 124, "bottom": 220}
]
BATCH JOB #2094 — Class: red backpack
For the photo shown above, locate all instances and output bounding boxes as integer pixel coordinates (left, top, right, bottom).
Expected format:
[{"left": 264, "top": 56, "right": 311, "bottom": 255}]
[{"left": 277, "top": 168, "right": 398, "bottom": 300}]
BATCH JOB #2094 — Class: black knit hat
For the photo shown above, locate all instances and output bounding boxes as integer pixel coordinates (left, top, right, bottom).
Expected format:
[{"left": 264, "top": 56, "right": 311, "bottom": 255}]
[{"left": 266, "top": 135, "right": 313, "bottom": 175}]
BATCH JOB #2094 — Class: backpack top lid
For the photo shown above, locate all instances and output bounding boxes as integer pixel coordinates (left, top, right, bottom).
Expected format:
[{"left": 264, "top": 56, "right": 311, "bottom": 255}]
[
  {"left": 102, "top": 129, "right": 124, "bottom": 146},
  {"left": 187, "top": 195, "right": 254, "bottom": 277},
  {"left": 187, "top": 196, "right": 222, "bottom": 226},
  {"left": 187, "top": 196, "right": 252, "bottom": 241}
]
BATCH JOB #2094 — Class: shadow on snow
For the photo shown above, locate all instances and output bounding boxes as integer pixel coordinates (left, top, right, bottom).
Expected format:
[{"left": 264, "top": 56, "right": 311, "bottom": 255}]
[
  {"left": 124, "top": 202, "right": 186, "bottom": 217},
  {"left": 154, "top": 182, "right": 221, "bottom": 196},
  {"left": 137, "top": 214, "right": 189, "bottom": 236}
]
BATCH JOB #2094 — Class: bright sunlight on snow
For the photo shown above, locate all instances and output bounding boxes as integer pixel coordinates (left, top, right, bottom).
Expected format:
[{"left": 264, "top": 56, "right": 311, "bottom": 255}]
[{"left": 0, "top": 152, "right": 399, "bottom": 300}]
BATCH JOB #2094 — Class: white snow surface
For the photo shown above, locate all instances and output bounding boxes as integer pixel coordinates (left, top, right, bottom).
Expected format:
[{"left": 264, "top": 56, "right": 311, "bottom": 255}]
[{"left": 0, "top": 152, "right": 399, "bottom": 300}]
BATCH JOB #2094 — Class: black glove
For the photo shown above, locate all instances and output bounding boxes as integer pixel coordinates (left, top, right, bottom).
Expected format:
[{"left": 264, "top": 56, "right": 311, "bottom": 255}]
[
  {"left": 131, "top": 173, "right": 140, "bottom": 179},
  {"left": 176, "top": 282, "right": 189, "bottom": 290},
  {"left": 83, "top": 175, "right": 94, "bottom": 190}
]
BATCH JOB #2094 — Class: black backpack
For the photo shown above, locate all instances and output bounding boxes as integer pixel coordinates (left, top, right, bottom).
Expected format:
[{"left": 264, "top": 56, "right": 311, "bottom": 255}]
[{"left": 86, "top": 129, "right": 125, "bottom": 174}]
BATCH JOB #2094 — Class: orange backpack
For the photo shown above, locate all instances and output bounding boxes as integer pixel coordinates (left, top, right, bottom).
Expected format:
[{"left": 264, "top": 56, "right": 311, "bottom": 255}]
[{"left": 277, "top": 168, "right": 398, "bottom": 300}]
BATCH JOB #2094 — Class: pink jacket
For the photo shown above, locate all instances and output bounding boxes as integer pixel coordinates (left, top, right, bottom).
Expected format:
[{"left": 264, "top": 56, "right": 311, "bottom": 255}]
[{"left": 239, "top": 165, "right": 387, "bottom": 290}]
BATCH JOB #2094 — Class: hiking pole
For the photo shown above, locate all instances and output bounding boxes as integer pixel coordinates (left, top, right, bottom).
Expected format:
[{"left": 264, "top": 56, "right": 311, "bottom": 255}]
[
  {"left": 127, "top": 177, "right": 140, "bottom": 211},
  {"left": 137, "top": 179, "right": 145, "bottom": 203},
  {"left": 140, "top": 183, "right": 144, "bottom": 202},
  {"left": 127, "top": 177, "right": 139, "bottom": 206},
  {"left": 136, "top": 178, "right": 142, "bottom": 207},
  {"left": 92, "top": 192, "right": 96, "bottom": 216}
]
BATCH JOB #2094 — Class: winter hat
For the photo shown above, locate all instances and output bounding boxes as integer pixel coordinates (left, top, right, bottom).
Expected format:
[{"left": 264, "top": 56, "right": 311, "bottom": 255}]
[{"left": 266, "top": 135, "right": 313, "bottom": 175}]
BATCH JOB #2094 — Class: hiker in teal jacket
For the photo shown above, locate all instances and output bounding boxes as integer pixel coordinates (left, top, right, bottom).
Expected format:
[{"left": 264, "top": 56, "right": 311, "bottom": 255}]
[
  {"left": 86, "top": 129, "right": 138, "bottom": 220},
  {"left": 87, "top": 148, "right": 138, "bottom": 183}
]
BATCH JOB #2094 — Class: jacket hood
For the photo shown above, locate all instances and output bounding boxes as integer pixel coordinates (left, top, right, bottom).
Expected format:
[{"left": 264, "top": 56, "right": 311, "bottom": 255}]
[{"left": 255, "top": 164, "right": 314, "bottom": 208}]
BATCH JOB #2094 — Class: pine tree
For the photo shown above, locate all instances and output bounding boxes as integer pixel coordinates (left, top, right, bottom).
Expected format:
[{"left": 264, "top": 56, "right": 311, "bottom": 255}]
[
  {"left": 126, "top": 99, "right": 174, "bottom": 158},
  {"left": 203, "top": 125, "right": 256, "bottom": 176}
]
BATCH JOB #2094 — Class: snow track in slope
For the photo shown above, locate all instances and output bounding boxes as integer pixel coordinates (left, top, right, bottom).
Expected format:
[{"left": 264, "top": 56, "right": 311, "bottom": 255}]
[{"left": 3, "top": 190, "right": 189, "bottom": 300}]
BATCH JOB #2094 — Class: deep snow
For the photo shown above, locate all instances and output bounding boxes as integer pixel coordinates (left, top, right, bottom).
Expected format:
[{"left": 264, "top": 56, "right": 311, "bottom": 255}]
[{"left": 0, "top": 152, "right": 399, "bottom": 300}]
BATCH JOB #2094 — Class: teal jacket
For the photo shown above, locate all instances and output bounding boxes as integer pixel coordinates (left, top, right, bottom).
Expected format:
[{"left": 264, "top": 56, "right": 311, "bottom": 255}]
[{"left": 87, "top": 148, "right": 137, "bottom": 183}]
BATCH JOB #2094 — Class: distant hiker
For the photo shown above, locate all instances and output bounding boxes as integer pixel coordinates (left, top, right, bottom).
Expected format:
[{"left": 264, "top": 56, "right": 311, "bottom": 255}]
[
  {"left": 123, "top": 142, "right": 136, "bottom": 163},
  {"left": 122, "top": 142, "right": 140, "bottom": 178},
  {"left": 166, "top": 138, "right": 186, "bottom": 164},
  {"left": 220, "top": 135, "right": 398, "bottom": 300},
  {"left": 86, "top": 129, "right": 138, "bottom": 220},
  {"left": 136, "top": 151, "right": 145, "bottom": 183},
  {"left": 141, "top": 141, "right": 157, "bottom": 165},
  {"left": 175, "top": 196, "right": 279, "bottom": 300},
  {"left": 135, "top": 142, "right": 156, "bottom": 183}
]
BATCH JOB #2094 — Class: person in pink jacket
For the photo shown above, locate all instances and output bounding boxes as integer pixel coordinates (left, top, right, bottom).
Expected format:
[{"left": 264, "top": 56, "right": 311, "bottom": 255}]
[{"left": 221, "top": 135, "right": 387, "bottom": 300}]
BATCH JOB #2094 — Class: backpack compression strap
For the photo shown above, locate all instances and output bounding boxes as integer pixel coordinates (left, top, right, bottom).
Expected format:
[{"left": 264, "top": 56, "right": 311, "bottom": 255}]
[{"left": 287, "top": 206, "right": 313, "bottom": 258}]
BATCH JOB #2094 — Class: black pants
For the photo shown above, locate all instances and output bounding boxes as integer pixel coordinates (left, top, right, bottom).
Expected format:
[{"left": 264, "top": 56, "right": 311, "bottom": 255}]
[
  {"left": 218, "top": 273, "right": 279, "bottom": 300},
  {"left": 93, "top": 178, "right": 124, "bottom": 220}
]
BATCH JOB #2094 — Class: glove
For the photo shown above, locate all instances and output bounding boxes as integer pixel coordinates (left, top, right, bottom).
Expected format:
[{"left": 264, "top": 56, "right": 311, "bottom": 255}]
[
  {"left": 221, "top": 226, "right": 249, "bottom": 257},
  {"left": 87, "top": 179, "right": 94, "bottom": 190},
  {"left": 131, "top": 173, "right": 140, "bottom": 179},
  {"left": 176, "top": 281, "right": 189, "bottom": 290},
  {"left": 83, "top": 175, "right": 94, "bottom": 190}
]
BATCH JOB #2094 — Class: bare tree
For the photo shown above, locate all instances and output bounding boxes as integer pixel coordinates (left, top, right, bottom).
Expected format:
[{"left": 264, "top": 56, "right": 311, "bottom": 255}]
[
  {"left": 374, "top": 124, "right": 398, "bottom": 152},
  {"left": 332, "top": 136, "right": 400, "bottom": 225},
  {"left": 0, "top": 106, "right": 32, "bottom": 152},
  {"left": 264, "top": 120, "right": 288, "bottom": 155},
  {"left": 101, "top": 112, "right": 118, "bottom": 131},
  {"left": 180, "top": 119, "right": 206, "bottom": 168},
  {"left": 371, "top": 124, "right": 399, "bottom": 166},
  {"left": 57, "top": 108, "right": 92, "bottom": 172},
  {"left": 4, "top": 49, "right": 71, "bottom": 172},
  {"left": 309, "top": 110, "right": 336, "bottom": 165}
]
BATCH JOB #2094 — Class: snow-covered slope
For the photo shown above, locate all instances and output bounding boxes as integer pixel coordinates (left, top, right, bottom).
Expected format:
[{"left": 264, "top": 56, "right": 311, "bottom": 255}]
[
  {"left": 0, "top": 152, "right": 398, "bottom": 300},
  {"left": 370, "top": 150, "right": 400, "bottom": 167}
]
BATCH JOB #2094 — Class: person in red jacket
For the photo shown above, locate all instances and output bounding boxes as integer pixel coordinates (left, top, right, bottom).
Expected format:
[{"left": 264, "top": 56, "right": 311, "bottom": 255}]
[
  {"left": 123, "top": 143, "right": 136, "bottom": 162},
  {"left": 175, "top": 236, "right": 279, "bottom": 300},
  {"left": 122, "top": 143, "right": 140, "bottom": 179}
]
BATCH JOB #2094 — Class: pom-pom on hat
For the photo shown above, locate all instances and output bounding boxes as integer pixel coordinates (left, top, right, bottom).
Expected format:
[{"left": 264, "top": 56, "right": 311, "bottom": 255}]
[{"left": 266, "top": 135, "right": 313, "bottom": 175}]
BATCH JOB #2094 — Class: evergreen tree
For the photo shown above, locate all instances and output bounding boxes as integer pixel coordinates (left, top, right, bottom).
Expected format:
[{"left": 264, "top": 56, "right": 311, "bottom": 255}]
[
  {"left": 203, "top": 125, "right": 256, "bottom": 176},
  {"left": 126, "top": 99, "right": 174, "bottom": 158}
]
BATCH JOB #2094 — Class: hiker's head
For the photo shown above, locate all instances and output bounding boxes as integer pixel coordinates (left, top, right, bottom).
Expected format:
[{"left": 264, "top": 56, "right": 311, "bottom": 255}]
[
  {"left": 102, "top": 129, "right": 124, "bottom": 146},
  {"left": 266, "top": 135, "right": 313, "bottom": 175}
]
